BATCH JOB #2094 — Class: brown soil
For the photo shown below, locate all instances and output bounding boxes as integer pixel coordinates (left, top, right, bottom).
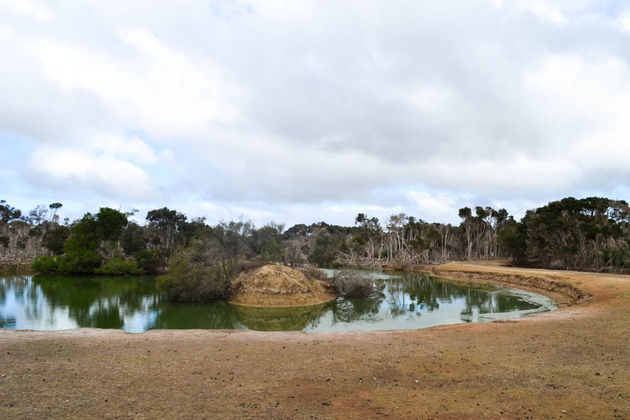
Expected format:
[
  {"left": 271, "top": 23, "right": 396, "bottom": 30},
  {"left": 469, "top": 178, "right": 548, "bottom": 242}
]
[
  {"left": 1, "top": 262, "right": 630, "bottom": 419},
  {"left": 229, "top": 264, "right": 337, "bottom": 307}
]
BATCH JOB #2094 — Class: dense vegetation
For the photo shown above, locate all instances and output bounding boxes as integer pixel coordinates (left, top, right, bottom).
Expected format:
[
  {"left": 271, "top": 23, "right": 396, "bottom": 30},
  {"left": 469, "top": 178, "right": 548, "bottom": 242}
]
[{"left": 3, "top": 196, "right": 630, "bottom": 299}]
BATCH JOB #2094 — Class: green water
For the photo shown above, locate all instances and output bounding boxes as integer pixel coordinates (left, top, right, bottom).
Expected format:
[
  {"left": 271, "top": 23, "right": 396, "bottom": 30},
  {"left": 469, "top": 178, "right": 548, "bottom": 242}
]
[{"left": 0, "top": 271, "right": 555, "bottom": 333}]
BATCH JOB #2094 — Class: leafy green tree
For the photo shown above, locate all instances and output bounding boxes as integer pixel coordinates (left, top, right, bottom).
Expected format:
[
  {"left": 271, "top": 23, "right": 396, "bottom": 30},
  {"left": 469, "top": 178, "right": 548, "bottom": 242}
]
[
  {"left": 251, "top": 222, "right": 285, "bottom": 262},
  {"left": 94, "top": 207, "right": 128, "bottom": 242},
  {"left": 519, "top": 197, "right": 630, "bottom": 269},
  {"left": 0, "top": 200, "right": 22, "bottom": 224},
  {"left": 133, "top": 249, "right": 162, "bottom": 273},
  {"left": 49, "top": 202, "right": 63, "bottom": 222},
  {"left": 42, "top": 226, "right": 70, "bottom": 255},
  {"left": 146, "top": 207, "right": 187, "bottom": 256},
  {"left": 498, "top": 217, "right": 527, "bottom": 264},
  {"left": 121, "top": 222, "right": 147, "bottom": 255},
  {"left": 310, "top": 233, "right": 345, "bottom": 267}
]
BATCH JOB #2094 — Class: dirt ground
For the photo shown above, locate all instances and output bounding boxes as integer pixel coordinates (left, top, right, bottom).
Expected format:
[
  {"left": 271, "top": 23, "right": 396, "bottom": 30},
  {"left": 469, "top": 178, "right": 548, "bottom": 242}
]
[{"left": 1, "top": 262, "right": 629, "bottom": 419}]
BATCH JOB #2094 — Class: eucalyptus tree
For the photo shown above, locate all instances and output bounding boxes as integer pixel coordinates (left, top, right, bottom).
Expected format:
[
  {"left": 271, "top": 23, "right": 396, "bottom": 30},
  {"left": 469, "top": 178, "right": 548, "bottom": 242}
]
[
  {"left": 48, "top": 202, "right": 63, "bottom": 223},
  {"left": 211, "top": 220, "right": 254, "bottom": 278},
  {"left": 146, "top": 207, "right": 187, "bottom": 257},
  {"left": 355, "top": 213, "right": 383, "bottom": 261},
  {"left": 458, "top": 207, "right": 474, "bottom": 260},
  {"left": 0, "top": 200, "right": 22, "bottom": 225}
]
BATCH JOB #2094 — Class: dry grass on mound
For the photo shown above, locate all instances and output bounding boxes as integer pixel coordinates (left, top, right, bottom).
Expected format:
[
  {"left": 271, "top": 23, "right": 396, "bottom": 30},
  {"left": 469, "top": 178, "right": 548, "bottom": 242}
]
[{"left": 229, "top": 264, "right": 337, "bottom": 307}]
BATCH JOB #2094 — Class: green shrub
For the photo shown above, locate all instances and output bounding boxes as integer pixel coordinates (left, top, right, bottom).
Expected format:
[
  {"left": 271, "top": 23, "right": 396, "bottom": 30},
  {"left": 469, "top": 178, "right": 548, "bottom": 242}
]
[
  {"left": 32, "top": 255, "right": 58, "bottom": 273},
  {"left": 56, "top": 249, "right": 102, "bottom": 274},
  {"left": 159, "top": 253, "right": 229, "bottom": 302},
  {"left": 299, "top": 265, "right": 329, "bottom": 281},
  {"left": 133, "top": 249, "right": 162, "bottom": 273},
  {"left": 262, "top": 241, "right": 283, "bottom": 262},
  {"left": 98, "top": 258, "right": 142, "bottom": 275},
  {"left": 42, "top": 226, "right": 70, "bottom": 255}
]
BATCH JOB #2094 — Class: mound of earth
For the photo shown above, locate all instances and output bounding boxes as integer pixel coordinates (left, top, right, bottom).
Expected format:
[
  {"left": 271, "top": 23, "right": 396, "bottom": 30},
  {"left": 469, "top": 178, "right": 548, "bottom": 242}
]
[{"left": 229, "top": 264, "right": 337, "bottom": 307}]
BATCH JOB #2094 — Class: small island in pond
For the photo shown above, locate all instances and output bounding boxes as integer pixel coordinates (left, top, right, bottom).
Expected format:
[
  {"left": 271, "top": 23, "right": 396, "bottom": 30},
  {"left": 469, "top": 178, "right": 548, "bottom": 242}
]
[{"left": 229, "top": 264, "right": 337, "bottom": 307}]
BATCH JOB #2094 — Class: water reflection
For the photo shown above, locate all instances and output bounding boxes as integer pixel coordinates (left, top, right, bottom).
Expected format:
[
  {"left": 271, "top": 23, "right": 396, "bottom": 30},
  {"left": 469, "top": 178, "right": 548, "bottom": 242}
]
[{"left": 0, "top": 271, "right": 555, "bottom": 333}]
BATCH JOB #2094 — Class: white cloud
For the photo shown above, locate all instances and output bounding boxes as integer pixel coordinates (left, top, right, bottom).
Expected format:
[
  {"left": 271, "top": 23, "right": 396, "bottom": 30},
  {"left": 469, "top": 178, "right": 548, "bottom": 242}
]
[
  {"left": 0, "top": 0, "right": 53, "bottom": 21},
  {"left": 3, "top": 1, "right": 630, "bottom": 224},
  {"left": 92, "top": 133, "right": 159, "bottom": 165},
  {"left": 516, "top": 1, "right": 568, "bottom": 24},
  {"left": 406, "top": 191, "right": 462, "bottom": 222},
  {"left": 30, "top": 32, "right": 241, "bottom": 139},
  {"left": 28, "top": 147, "right": 158, "bottom": 201}
]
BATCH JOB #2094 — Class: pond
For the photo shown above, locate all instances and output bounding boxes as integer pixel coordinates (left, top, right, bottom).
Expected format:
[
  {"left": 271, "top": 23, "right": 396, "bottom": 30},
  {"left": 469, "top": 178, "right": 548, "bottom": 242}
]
[{"left": 0, "top": 271, "right": 555, "bottom": 333}]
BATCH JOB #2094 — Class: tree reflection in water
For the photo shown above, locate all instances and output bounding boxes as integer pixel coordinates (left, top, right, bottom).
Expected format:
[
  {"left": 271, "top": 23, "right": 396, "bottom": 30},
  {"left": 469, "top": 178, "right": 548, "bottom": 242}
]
[
  {"left": 31, "top": 275, "right": 157, "bottom": 329},
  {"left": 154, "top": 302, "right": 243, "bottom": 330},
  {"left": 329, "top": 295, "right": 384, "bottom": 323},
  {"left": 0, "top": 271, "right": 551, "bottom": 332},
  {"left": 233, "top": 303, "right": 330, "bottom": 331}
]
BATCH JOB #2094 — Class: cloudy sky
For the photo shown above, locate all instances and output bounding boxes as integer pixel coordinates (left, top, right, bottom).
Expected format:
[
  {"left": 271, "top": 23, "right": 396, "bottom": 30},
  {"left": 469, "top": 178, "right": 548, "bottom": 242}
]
[{"left": 3, "top": 0, "right": 630, "bottom": 227}]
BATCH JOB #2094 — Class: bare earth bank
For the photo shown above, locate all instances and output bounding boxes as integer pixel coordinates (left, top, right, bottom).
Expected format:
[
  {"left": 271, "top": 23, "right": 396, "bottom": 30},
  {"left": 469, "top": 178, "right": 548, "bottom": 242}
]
[{"left": 1, "top": 262, "right": 629, "bottom": 419}]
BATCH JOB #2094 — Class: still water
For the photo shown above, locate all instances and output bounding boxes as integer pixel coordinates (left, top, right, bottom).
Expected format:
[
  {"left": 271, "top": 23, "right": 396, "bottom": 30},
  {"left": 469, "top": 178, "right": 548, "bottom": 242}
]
[{"left": 0, "top": 271, "right": 555, "bottom": 333}]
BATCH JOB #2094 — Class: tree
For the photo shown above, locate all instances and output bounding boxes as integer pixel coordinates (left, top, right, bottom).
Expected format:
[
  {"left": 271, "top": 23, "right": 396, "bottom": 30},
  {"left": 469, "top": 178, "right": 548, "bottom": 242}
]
[
  {"left": 146, "top": 207, "right": 187, "bottom": 256},
  {"left": 121, "top": 222, "right": 147, "bottom": 255},
  {"left": 309, "top": 232, "right": 345, "bottom": 268},
  {"left": 27, "top": 205, "right": 48, "bottom": 225},
  {"left": 458, "top": 207, "right": 473, "bottom": 260},
  {"left": 49, "top": 202, "right": 63, "bottom": 223},
  {"left": 94, "top": 208, "right": 128, "bottom": 242},
  {"left": 42, "top": 226, "right": 70, "bottom": 255},
  {"left": 56, "top": 214, "right": 103, "bottom": 273},
  {"left": 212, "top": 220, "right": 253, "bottom": 277},
  {"left": 498, "top": 217, "right": 527, "bottom": 264},
  {"left": 251, "top": 222, "right": 285, "bottom": 263},
  {"left": 354, "top": 213, "right": 382, "bottom": 261},
  {"left": 0, "top": 200, "right": 22, "bottom": 225},
  {"left": 518, "top": 197, "right": 630, "bottom": 269}
]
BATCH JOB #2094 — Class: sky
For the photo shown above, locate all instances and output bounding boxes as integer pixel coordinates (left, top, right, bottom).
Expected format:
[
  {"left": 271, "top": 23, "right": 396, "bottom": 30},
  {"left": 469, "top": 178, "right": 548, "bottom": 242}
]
[{"left": 3, "top": 0, "right": 630, "bottom": 227}]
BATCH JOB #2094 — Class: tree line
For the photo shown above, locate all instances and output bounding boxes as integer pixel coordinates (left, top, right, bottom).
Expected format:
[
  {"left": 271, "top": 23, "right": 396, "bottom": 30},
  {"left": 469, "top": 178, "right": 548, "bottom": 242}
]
[{"left": 2, "top": 196, "right": 630, "bottom": 279}]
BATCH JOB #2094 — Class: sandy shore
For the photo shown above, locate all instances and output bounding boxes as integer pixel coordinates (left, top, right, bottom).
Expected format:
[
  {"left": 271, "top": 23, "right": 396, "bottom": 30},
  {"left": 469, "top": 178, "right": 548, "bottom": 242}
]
[{"left": 1, "top": 262, "right": 629, "bottom": 419}]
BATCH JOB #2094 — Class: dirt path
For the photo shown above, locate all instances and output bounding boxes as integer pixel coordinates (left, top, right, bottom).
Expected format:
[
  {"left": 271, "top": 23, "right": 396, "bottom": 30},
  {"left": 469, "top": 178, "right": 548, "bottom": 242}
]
[{"left": 1, "top": 263, "right": 629, "bottom": 419}]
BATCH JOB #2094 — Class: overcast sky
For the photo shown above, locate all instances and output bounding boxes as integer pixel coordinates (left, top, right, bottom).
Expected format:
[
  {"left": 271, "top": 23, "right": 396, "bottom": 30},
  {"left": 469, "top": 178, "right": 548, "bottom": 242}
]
[{"left": 3, "top": 0, "right": 630, "bottom": 227}]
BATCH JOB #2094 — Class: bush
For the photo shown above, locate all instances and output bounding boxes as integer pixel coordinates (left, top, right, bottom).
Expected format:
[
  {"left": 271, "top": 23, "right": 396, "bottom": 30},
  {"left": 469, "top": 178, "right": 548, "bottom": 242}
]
[
  {"left": 332, "top": 271, "right": 384, "bottom": 298},
  {"left": 43, "top": 226, "right": 70, "bottom": 255},
  {"left": 299, "top": 265, "right": 329, "bottom": 281},
  {"left": 0, "top": 235, "right": 9, "bottom": 248},
  {"left": 133, "top": 249, "right": 162, "bottom": 273},
  {"left": 309, "top": 233, "right": 344, "bottom": 268},
  {"left": 98, "top": 258, "right": 142, "bottom": 275},
  {"left": 33, "top": 255, "right": 58, "bottom": 273},
  {"left": 56, "top": 249, "right": 102, "bottom": 274},
  {"left": 159, "top": 253, "right": 229, "bottom": 302}
]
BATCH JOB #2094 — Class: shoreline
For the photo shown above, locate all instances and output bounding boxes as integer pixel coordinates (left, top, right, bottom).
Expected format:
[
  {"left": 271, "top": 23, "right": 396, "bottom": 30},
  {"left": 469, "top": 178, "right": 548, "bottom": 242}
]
[{"left": 1, "top": 262, "right": 629, "bottom": 418}]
